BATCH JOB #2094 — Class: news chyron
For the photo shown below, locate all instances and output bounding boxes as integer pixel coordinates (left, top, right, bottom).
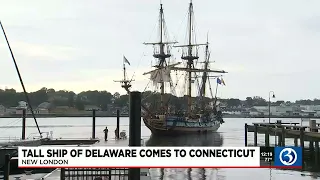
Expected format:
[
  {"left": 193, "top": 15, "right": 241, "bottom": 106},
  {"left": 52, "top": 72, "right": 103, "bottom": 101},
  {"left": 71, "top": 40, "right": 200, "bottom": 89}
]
[{"left": 260, "top": 146, "right": 302, "bottom": 168}]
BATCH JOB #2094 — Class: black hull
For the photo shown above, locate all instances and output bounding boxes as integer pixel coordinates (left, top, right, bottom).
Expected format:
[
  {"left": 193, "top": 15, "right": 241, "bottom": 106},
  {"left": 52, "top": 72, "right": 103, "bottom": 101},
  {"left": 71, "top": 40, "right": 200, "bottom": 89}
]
[{"left": 143, "top": 118, "right": 220, "bottom": 136}]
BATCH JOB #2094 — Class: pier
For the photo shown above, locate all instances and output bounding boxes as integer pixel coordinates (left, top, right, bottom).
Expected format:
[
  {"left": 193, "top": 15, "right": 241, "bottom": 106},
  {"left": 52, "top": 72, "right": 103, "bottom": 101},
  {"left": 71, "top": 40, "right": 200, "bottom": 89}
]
[
  {"left": 0, "top": 91, "right": 150, "bottom": 180},
  {"left": 245, "top": 119, "right": 320, "bottom": 170}
]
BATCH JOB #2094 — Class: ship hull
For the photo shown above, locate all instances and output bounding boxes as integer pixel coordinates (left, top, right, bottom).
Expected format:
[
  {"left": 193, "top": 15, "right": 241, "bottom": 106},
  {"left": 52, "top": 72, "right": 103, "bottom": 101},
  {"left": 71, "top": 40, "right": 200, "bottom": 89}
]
[{"left": 143, "top": 116, "right": 221, "bottom": 136}]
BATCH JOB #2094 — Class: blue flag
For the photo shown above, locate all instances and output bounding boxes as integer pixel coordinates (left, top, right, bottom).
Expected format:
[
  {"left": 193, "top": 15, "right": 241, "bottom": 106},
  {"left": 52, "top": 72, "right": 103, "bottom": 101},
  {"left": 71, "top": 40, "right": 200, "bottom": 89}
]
[{"left": 217, "top": 78, "right": 222, "bottom": 84}]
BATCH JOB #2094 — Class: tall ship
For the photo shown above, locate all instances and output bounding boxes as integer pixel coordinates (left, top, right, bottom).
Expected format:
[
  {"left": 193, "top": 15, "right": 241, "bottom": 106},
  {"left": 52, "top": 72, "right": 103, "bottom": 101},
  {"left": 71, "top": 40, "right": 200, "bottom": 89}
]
[{"left": 116, "top": 1, "right": 227, "bottom": 135}]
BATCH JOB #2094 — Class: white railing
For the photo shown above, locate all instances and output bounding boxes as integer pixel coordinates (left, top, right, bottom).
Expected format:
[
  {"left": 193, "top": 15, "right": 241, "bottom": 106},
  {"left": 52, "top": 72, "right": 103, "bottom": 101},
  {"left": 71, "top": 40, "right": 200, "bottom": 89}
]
[{"left": 0, "top": 136, "right": 21, "bottom": 142}]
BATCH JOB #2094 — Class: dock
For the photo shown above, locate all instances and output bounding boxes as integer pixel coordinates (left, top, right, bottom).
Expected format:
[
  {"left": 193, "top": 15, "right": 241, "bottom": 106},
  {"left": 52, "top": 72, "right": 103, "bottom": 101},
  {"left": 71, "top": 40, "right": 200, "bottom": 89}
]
[
  {"left": 1, "top": 91, "right": 150, "bottom": 180},
  {"left": 245, "top": 119, "right": 320, "bottom": 169}
]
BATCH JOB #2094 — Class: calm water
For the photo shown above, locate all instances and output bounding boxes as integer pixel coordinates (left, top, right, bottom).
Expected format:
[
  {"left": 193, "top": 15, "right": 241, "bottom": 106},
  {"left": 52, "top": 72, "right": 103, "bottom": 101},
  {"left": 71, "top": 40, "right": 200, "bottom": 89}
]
[{"left": 1, "top": 117, "right": 320, "bottom": 180}]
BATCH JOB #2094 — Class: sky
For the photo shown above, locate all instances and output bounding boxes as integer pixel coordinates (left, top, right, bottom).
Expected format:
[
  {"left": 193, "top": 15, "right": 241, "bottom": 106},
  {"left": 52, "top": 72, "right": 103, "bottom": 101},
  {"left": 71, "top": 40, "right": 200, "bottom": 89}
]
[{"left": 0, "top": 0, "right": 319, "bottom": 101}]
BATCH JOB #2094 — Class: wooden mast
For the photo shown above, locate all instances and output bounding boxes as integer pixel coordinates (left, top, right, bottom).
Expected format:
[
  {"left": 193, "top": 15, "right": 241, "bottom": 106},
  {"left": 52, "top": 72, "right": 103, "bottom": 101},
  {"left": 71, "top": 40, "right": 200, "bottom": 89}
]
[
  {"left": 114, "top": 57, "right": 133, "bottom": 92},
  {"left": 200, "top": 37, "right": 210, "bottom": 109},
  {"left": 174, "top": 1, "right": 228, "bottom": 116},
  {"left": 175, "top": 1, "right": 202, "bottom": 115},
  {"left": 114, "top": 61, "right": 155, "bottom": 115},
  {"left": 187, "top": 1, "right": 193, "bottom": 115},
  {"left": 144, "top": 3, "right": 177, "bottom": 112},
  {"left": 159, "top": 4, "right": 165, "bottom": 109}
]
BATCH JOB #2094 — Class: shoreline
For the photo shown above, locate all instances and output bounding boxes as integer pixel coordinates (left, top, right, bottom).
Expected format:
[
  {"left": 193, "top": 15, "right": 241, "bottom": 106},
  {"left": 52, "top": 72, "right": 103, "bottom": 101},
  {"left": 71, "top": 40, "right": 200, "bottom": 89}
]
[{"left": 0, "top": 114, "right": 319, "bottom": 119}]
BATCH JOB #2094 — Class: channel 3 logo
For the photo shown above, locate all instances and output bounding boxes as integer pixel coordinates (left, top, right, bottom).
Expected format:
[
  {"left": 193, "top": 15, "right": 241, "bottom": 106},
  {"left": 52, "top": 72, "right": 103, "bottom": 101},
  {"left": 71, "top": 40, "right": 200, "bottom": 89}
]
[{"left": 274, "top": 147, "right": 302, "bottom": 167}]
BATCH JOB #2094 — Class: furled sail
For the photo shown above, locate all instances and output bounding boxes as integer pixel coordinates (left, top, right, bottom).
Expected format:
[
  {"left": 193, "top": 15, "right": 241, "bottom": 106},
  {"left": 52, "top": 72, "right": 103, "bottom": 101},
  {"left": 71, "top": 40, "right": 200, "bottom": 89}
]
[{"left": 150, "top": 67, "right": 171, "bottom": 84}]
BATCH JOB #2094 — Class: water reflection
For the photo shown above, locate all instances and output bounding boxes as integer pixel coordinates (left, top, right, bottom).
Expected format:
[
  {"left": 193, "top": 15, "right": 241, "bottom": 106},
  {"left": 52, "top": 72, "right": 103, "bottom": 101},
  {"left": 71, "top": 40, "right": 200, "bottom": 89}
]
[
  {"left": 146, "top": 133, "right": 225, "bottom": 180},
  {"left": 146, "top": 132, "right": 223, "bottom": 147}
]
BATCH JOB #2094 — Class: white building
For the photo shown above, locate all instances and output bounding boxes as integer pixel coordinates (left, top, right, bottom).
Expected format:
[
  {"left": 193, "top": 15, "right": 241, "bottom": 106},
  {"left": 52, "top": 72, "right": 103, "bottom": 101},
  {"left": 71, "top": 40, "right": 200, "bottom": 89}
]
[
  {"left": 252, "top": 106, "right": 275, "bottom": 116},
  {"left": 84, "top": 105, "right": 101, "bottom": 111},
  {"left": 17, "top": 101, "right": 28, "bottom": 109},
  {"left": 300, "top": 110, "right": 317, "bottom": 117},
  {"left": 252, "top": 105, "right": 302, "bottom": 116},
  {"left": 224, "top": 108, "right": 242, "bottom": 115}
]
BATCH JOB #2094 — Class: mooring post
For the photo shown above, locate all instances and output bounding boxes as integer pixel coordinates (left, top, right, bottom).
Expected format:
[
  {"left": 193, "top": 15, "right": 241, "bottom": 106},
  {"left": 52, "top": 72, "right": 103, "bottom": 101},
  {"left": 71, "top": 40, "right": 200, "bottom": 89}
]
[
  {"left": 309, "top": 120, "right": 316, "bottom": 159},
  {"left": 60, "top": 168, "right": 65, "bottom": 180},
  {"left": 129, "top": 91, "right": 141, "bottom": 180},
  {"left": 3, "top": 154, "right": 10, "bottom": 180},
  {"left": 315, "top": 141, "right": 319, "bottom": 166},
  {"left": 294, "top": 138, "right": 298, "bottom": 146},
  {"left": 92, "top": 109, "right": 96, "bottom": 139},
  {"left": 254, "top": 124, "right": 258, "bottom": 146},
  {"left": 276, "top": 120, "right": 282, "bottom": 146},
  {"left": 116, "top": 109, "right": 120, "bottom": 139},
  {"left": 22, "top": 108, "right": 26, "bottom": 140},
  {"left": 300, "top": 127, "right": 305, "bottom": 164},
  {"left": 265, "top": 126, "right": 270, "bottom": 147},
  {"left": 244, "top": 123, "right": 248, "bottom": 146},
  {"left": 281, "top": 126, "right": 285, "bottom": 146}
]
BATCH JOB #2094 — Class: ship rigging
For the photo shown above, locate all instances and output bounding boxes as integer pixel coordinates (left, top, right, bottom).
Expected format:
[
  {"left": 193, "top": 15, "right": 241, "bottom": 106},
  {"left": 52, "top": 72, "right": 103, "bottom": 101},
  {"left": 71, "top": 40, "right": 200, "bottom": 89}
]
[{"left": 116, "top": 1, "right": 227, "bottom": 135}]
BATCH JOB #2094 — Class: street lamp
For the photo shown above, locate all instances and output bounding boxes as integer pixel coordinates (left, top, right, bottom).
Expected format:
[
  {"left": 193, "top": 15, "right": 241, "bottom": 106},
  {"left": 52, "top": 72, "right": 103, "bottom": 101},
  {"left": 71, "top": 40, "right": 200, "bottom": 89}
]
[{"left": 268, "top": 91, "right": 275, "bottom": 123}]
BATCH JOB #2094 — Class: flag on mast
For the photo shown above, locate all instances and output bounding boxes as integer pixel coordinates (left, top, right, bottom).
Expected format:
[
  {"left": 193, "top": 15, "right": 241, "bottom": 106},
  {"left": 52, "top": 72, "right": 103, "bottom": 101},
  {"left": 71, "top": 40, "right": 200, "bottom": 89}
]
[
  {"left": 221, "top": 77, "right": 226, "bottom": 86},
  {"left": 217, "top": 77, "right": 222, "bottom": 85},
  {"left": 123, "top": 56, "right": 130, "bottom": 65},
  {"left": 217, "top": 77, "right": 226, "bottom": 86}
]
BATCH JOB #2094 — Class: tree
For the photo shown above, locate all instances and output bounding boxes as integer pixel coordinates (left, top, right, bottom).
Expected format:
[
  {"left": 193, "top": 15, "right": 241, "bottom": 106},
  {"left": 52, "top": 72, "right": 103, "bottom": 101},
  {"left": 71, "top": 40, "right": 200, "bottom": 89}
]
[
  {"left": 275, "top": 100, "right": 285, "bottom": 106},
  {"left": 114, "top": 95, "right": 129, "bottom": 107},
  {"left": 245, "top": 97, "right": 253, "bottom": 107},
  {"left": 252, "top": 96, "right": 267, "bottom": 106},
  {"left": 227, "top": 98, "right": 241, "bottom": 107},
  {"left": 113, "top": 92, "right": 120, "bottom": 99},
  {"left": 75, "top": 96, "right": 84, "bottom": 110},
  {"left": 68, "top": 92, "right": 76, "bottom": 107}
]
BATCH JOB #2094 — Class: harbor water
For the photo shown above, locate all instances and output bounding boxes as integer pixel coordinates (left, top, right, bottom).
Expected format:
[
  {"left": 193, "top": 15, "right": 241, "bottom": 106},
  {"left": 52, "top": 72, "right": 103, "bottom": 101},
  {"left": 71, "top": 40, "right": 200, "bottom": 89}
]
[{"left": 1, "top": 117, "right": 320, "bottom": 180}]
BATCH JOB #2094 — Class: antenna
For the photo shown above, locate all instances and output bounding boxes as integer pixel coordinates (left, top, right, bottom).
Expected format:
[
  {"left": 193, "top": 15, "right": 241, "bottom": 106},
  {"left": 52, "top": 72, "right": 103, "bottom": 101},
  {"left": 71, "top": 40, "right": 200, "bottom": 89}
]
[{"left": 0, "top": 21, "right": 42, "bottom": 137}]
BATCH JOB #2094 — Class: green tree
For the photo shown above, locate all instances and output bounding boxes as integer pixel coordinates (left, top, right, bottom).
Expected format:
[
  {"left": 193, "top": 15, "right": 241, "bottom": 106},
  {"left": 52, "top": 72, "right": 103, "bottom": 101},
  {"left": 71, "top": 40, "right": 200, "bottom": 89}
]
[
  {"left": 75, "top": 96, "right": 84, "bottom": 110},
  {"left": 68, "top": 91, "right": 76, "bottom": 107},
  {"left": 245, "top": 97, "right": 253, "bottom": 107},
  {"left": 227, "top": 98, "right": 241, "bottom": 107}
]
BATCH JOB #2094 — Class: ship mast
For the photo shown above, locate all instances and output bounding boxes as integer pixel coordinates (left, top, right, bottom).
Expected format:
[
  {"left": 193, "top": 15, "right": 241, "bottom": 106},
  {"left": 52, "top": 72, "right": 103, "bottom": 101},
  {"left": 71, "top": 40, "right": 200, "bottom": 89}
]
[
  {"left": 114, "top": 58, "right": 134, "bottom": 93},
  {"left": 200, "top": 36, "right": 210, "bottom": 109},
  {"left": 186, "top": 1, "right": 194, "bottom": 115},
  {"left": 175, "top": 1, "right": 205, "bottom": 115},
  {"left": 143, "top": 3, "right": 177, "bottom": 111},
  {"left": 173, "top": 1, "right": 227, "bottom": 115}
]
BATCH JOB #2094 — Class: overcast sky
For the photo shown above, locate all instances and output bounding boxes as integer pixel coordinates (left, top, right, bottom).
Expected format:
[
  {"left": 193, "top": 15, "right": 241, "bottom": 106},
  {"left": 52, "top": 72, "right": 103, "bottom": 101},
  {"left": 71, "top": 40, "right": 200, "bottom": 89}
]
[{"left": 0, "top": 0, "right": 319, "bottom": 101}]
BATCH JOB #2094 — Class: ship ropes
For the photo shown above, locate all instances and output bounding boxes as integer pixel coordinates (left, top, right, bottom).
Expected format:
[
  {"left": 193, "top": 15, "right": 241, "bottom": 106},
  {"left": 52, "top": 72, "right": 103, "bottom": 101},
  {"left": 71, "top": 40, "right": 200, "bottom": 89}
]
[{"left": 116, "top": 1, "right": 227, "bottom": 134}]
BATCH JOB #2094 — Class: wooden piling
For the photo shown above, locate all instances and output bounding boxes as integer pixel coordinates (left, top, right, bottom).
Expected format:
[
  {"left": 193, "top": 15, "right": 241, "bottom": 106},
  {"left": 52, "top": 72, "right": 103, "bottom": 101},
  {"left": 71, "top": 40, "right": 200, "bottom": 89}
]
[
  {"left": 129, "top": 91, "right": 141, "bottom": 180},
  {"left": 300, "top": 128, "right": 305, "bottom": 160},
  {"left": 281, "top": 126, "right": 285, "bottom": 146},
  {"left": 244, "top": 123, "right": 248, "bottom": 146},
  {"left": 116, "top": 109, "right": 120, "bottom": 139},
  {"left": 309, "top": 141, "right": 315, "bottom": 160},
  {"left": 276, "top": 120, "right": 282, "bottom": 146},
  {"left": 294, "top": 138, "right": 298, "bottom": 146},
  {"left": 22, "top": 109, "right": 26, "bottom": 140},
  {"left": 265, "top": 127, "right": 270, "bottom": 147},
  {"left": 254, "top": 124, "right": 258, "bottom": 146},
  {"left": 3, "top": 154, "right": 10, "bottom": 180},
  {"left": 309, "top": 120, "right": 316, "bottom": 160},
  {"left": 60, "top": 168, "right": 65, "bottom": 180},
  {"left": 315, "top": 141, "right": 319, "bottom": 166},
  {"left": 92, "top": 109, "right": 96, "bottom": 139}
]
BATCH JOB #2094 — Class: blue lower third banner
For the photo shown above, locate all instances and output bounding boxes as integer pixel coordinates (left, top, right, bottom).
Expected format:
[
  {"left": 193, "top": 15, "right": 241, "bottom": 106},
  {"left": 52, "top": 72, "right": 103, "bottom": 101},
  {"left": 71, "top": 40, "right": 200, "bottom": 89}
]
[{"left": 274, "top": 147, "right": 302, "bottom": 167}]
